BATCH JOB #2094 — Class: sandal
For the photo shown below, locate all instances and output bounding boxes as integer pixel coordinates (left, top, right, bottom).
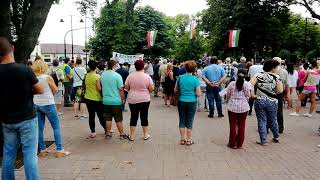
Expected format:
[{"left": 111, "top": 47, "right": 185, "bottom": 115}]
[
  {"left": 180, "top": 140, "right": 186, "bottom": 145},
  {"left": 39, "top": 149, "right": 50, "bottom": 157},
  {"left": 105, "top": 134, "right": 112, "bottom": 140},
  {"left": 55, "top": 150, "right": 71, "bottom": 158},
  {"left": 186, "top": 140, "right": 194, "bottom": 146},
  {"left": 120, "top": 134, "right": 129, "bottom": 140}
]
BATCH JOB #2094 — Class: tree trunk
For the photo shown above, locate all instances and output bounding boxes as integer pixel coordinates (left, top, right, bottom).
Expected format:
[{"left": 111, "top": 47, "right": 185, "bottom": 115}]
[
  {"left": 0, "top": 0, "right": 12, "bottom": 39},
  {"left": 14, "top": 0, "right": 56, "bottom": 63}
]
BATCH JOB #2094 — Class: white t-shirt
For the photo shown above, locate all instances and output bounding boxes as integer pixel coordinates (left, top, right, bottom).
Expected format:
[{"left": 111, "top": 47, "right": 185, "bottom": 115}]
[
  {"left": 287, "top": 70, "right": 298, "bottom": 88},
  {"left": 248, "top": 65, "right": 264, "bottom": 78},
  {"left": 72, "top": 66, "right": 87, "bottom": 87}
]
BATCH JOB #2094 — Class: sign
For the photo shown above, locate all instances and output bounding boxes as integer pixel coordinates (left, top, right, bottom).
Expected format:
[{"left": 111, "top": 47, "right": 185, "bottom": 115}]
[{"left": 112, "top": 52, "right": 144, "bottom": 65}]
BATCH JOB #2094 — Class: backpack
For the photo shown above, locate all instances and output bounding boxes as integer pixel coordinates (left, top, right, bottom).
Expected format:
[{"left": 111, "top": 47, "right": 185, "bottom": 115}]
[{"left": 51, "top": 69, "right": 59, "bottom": 86}]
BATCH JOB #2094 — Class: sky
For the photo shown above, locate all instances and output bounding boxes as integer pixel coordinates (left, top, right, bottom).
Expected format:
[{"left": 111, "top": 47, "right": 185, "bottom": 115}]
[{"left": 38, "top": 0, "right": 318, "bottom": 46}]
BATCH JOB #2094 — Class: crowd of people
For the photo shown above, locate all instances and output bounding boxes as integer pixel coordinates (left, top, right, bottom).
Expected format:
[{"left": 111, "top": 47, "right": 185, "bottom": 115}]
[{"left": 1, "top": 35, "right": 320, "bottom": 179}]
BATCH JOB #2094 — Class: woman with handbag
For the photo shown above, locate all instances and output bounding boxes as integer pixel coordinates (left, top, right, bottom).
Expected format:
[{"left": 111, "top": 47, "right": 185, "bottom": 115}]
[
  {"left": 84, "top": 60, "right": 106, "bottom": 138},
  {"left": 250, "top": 60, "right": 284, "bottom": 146},
  {"left": 175, "top": 61, "right": 201, "bottom": 146},
  {"left": 226, "top": 69, "right": 253, "bottom": 149},
  {"left": 72, "top": 57, "right": 87, "bottom": 119}
]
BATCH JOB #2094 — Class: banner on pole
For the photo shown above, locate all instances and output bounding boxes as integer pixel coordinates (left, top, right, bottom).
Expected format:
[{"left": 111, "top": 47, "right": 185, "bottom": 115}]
[
  {"left": 228, "top": 30, "right": 240, "bottom": 48},
  {"left": 147, "top": 30, "right": 158, "bottom": 48},
  {"left": 112, "top": 52, "right": 144, "bottom": 65}
]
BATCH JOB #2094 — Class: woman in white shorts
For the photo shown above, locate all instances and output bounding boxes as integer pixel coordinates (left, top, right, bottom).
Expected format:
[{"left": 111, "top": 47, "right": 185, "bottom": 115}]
[{"left": 286, "top": 62, "right": 298, "bottom": 108}]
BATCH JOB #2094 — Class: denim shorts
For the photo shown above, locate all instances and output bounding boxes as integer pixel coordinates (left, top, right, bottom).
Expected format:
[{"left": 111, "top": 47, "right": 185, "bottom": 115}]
[
  {"left": 302, "top": 89, "right": 317, "bottom": 94},
  {"left": 178, "top": 101, "right": 196, "bottom": 129}
]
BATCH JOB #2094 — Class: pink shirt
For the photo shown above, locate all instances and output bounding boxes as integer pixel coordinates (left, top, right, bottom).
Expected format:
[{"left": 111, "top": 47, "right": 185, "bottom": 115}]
[
  {"left": 297, "top": 71, "right": 306, "bottom": 87},
  {"left": 226, "top": 81, "right": 252, "bottom": 113},
  {"left": 304, "top": 70, "right": 320, "bottom": 91},
  {"left": 125, "top": 71, "right": 154, "bottom": 104}
]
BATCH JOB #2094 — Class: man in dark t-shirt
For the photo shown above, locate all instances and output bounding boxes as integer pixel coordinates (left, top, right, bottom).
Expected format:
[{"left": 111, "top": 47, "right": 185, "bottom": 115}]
[
  {"left": 116, "top": 62, "right": 130, "bottom": 111},
  {"left": 0, "top": 37, "right": 43, "bottom": 180},
  {"left": 152, "top": 59, "right": 161, "bottom": 97}
]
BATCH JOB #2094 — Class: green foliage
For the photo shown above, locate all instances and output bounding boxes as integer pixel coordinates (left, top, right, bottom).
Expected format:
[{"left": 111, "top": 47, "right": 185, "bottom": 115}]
[
  {"left": 202, "top": 0, "right": 291, "bottom": 58},
  {"left": 173, "top": 33, "right": 205, "bottom": 61},
  {"left": 134, "top": 6, "right": 173, "bottom": 57},
  {"left": 89, "top": 0, "right": 138, "bottom": 58},
  {"left": 278, "top": 49, "right": 291, "bottom": 60}
]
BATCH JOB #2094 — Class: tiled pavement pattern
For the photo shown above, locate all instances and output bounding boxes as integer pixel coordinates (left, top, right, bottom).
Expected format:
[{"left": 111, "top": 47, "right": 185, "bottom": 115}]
[{"left": 12, "top": 98, "right": 320, "bottom": 180}]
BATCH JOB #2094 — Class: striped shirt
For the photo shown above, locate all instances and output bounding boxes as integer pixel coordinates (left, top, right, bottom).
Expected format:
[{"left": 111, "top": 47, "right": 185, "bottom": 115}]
[{"left": 226, "top": 81, "right": 252, "bottom": 113}]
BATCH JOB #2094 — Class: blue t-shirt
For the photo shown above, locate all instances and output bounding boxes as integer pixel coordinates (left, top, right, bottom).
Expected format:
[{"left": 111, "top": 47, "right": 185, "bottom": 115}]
[
  {"left": 177, "top": 74, "right": 200, "bottom": 102},
  {"left": 202, "top": 64, "right": 225, "bottom": 83},
  {"left": 100, "top": 70, "right": 123, "bottom": 105},
  {"left": 177, "top": 68, "right": 186, "bottom": 76}
]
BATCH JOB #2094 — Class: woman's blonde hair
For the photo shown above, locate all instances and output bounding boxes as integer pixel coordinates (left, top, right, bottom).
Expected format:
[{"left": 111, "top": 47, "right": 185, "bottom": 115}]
[
  {"left": 167, "top": 63, "right": 173, "bottom": 71},
  {"left": 32, "top": 59, "right": 49, "bottom": 73}
]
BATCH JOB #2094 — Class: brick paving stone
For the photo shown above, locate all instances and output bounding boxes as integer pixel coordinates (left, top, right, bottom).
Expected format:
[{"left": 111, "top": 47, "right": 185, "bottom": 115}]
[{"left": 2, "top": 98, "right": 320, "bottom": 179}]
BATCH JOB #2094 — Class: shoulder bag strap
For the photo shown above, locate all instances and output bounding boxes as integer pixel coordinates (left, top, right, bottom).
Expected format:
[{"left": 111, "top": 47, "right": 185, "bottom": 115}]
[{"left": 74, "top": 68, "right": 83, "bottom": 81}]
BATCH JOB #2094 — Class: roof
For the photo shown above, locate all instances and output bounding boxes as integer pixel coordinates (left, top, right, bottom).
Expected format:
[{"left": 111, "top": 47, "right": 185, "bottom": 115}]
[{"left": 40, "top": 44, "right": 85, "bottom": 54}]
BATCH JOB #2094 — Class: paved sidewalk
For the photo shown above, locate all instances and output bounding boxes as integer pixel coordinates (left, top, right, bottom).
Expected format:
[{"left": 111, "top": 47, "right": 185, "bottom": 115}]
[{"left": 13, "top": 98, "right": 320, "bottom": 180}]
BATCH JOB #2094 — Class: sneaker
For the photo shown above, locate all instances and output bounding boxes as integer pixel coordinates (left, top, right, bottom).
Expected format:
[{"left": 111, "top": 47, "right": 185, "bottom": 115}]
[
  {"left": 144, "top": 134, "right": 151, "bottom": 140},
  {"left": 302, "top": 113, "right": 312, "bottom": 118},
  {"left": 58, "top": 112, "right": 63, "bottom": 116},
  {"left": 218, "top": 114, "right": 224, "bottom": 118},
  {"left": 272, "top": 138, "right": 279, "bottom": 143},
  {"left": 86, "top": 133, "right": 96, "bottom": 139},
  {"left": 208, "top": 114, "right": 214, "bottom": 118},
  {"left": 55, "top": 150, "right": 71, "bottom": 158},
  {"left": 290, "top": 112, "right": 300, "bottom": 117}
]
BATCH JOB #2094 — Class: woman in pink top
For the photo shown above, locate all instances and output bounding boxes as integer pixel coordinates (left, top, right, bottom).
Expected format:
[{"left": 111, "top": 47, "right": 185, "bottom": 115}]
[
  {"left": 291, "top": 61, "right": 320, "bottom": 118},
  {"left": 226, "top": 69, "right": 253, "bottom": 149},
  {"left": 125, "top": 60, "right": 154, "bottom": 141}
]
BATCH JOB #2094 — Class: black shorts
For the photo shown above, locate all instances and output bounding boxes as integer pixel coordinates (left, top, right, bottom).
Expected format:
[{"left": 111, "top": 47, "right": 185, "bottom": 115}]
[{"left": 103, "top": 105, "right": 123, "bottom": 122}]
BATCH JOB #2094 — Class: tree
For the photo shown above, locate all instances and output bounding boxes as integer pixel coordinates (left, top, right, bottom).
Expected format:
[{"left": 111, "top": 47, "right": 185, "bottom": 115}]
[
  {"left": 75, "top": 0, "right": 97, "bottom": 17},
  {"left": 134, "top": 6, "right": 174, "bottom": 57},
  {"left": 89, "top": 0, "right": 138, "bottom": 58},
  {"left": 295, "top": 0, "right": 320, "bottom": 20},
  {"left": 202, "top": 0, "right": 291, "bottom": 58},
  {"left": 0, "top": 0, "right": 58, "bottom": 63}
]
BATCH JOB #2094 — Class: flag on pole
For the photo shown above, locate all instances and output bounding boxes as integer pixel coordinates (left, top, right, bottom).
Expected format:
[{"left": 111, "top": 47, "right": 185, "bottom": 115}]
[
  {"left": 147, "top": 30, "right": 158, "bottom": 48},
  {"left": 190, "top": 17, "right": 196, "bottom": 40},
  {"left": 228, "top": 30, "right": 240, "bottom": 48}
]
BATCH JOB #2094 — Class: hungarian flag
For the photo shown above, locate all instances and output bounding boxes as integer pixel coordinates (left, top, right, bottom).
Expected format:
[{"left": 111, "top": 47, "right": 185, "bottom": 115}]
[
  {"left": 147, "top": 30, "right": 158, "bottom": 48},
  {"left": 228, "top": 30, "right": 240, "bottom": 48},
  {"left": 190, "top": 17, "right": 196, "bottom": 40}
]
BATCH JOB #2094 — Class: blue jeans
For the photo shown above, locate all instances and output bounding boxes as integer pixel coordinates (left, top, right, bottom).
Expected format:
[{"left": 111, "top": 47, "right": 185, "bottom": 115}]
[
  {"left": 206, "top": 86, "right": 223, "bottom": 115},
  {"left": 255, "top": 99, "right": 279, "bottom": 144},
  {"left": 36, "top": 104, "right": 63, "bottom": 151},
  {"left": 2, "top": 117, "right": 39, "bottom": 180},
  {"left": 178, "top": 101, "right": 196, "bottom": 129}
]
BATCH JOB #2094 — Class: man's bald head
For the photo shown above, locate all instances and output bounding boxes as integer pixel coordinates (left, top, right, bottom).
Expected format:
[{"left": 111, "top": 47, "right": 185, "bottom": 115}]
[{"left": 0, "top": 37, "right": 13, "bottom": 61}]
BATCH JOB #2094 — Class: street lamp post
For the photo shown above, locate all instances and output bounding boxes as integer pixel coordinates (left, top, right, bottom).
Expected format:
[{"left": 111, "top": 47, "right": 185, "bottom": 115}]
[
  {"left": 64, "top": 27, "right": 91, "bottom": 61},
  {"left": 60, "top": 15, "right": 92, "bottom": 67}
]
